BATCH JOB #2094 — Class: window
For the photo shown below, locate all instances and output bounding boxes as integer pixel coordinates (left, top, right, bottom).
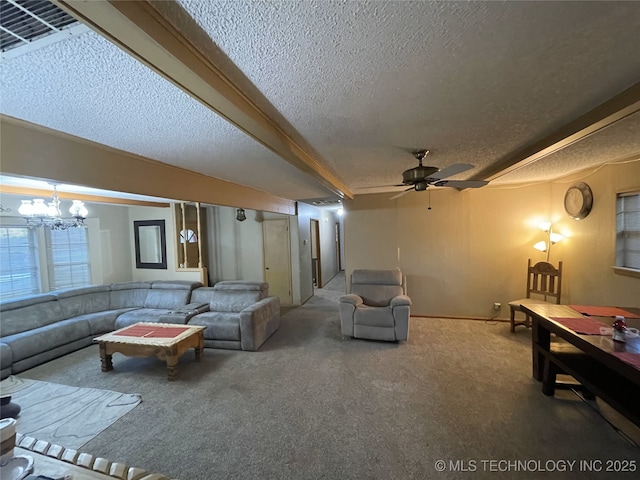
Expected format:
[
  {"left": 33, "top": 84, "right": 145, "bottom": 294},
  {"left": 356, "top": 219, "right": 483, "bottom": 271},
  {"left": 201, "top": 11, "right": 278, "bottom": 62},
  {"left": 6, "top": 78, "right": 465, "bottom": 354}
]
[
  {"left": 616, "top": 192, "right": 640, "bottom": 272},
  {"left": 0, "top": 225, "right": 40, "bottom": 298},
  {"left": 45, "top": 228, "right": 91, "bottom": 290},
  {"left": 0, "top": 220, "right": 93, "bottom": 299}
]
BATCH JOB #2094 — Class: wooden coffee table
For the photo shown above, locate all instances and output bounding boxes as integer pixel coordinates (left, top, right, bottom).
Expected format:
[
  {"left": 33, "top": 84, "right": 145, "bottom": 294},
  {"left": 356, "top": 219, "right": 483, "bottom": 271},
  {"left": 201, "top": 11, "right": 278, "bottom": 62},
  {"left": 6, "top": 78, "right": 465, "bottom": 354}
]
[{"left": 94, "top": 322, "right": 206, "bottom": 381}]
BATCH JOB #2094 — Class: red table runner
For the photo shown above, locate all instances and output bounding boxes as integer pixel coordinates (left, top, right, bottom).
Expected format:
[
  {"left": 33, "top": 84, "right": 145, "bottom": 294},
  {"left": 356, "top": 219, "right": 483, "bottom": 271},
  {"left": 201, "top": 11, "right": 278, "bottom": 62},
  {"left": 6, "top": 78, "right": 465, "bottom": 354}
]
[
  {"left": 114, "top": 325, "right": 189, "bottom": 338},
  {"left": 550, "top": 317, "right": 609, "bottom": 335},
  {"left": 569, "top": 305, "right": 640, "bottom": 319},
  {"left": 610, "top": 352, "right": 640, "bottom": 370}
]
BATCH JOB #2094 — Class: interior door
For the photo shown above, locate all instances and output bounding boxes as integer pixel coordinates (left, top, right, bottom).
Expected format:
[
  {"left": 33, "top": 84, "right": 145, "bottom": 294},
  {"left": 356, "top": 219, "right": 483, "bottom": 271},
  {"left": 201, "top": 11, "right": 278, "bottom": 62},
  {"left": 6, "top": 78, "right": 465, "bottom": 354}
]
[
  {"left": 262, "top": 218, "right": 292, "bottom": 305},
  {"left": 335, "top": 222, "right": 342, "bottom": 271},
  {"left": 311, "top": 219, "right": 322, "bottom": 288}
]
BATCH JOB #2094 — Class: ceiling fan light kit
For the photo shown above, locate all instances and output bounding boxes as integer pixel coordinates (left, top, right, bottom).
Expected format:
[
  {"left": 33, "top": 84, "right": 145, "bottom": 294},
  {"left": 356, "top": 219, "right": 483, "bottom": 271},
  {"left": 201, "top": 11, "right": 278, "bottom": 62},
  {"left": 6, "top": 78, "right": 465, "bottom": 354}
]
[
  {"left": 389, "top": 149, "right": 490, "bottom": 201},
  {"left": 401, "top": 150, "right": 438, "bottom": 184}
]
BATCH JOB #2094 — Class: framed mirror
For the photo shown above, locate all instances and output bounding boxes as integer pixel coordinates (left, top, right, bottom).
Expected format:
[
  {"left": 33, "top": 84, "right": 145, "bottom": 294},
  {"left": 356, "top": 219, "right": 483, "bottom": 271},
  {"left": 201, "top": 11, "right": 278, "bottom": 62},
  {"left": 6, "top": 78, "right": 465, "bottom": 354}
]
[{"left": 134, "top": 219, "right": 167, "bottom": 269}]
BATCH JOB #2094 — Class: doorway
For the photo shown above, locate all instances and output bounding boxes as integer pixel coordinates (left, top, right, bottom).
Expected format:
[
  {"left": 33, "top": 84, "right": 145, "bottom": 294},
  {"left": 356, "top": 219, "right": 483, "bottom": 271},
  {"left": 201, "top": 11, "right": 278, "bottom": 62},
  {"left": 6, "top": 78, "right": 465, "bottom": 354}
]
[
  {"left": 335, "top": 221, "right": 342, "bottom": 271},
  {"left": 310, "top": 219, "right": 322, "bottom": 288},
  {"left": 262, "top": 219, "right": 292, "bottom": 305}
]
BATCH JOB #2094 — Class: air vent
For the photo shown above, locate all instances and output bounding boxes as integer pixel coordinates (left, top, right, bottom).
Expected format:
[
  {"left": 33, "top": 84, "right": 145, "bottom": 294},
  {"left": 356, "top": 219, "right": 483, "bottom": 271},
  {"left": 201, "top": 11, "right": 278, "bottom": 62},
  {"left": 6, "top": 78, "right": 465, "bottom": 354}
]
[{"left": 0, "top": 0, "right": 87, "bottom": 58}]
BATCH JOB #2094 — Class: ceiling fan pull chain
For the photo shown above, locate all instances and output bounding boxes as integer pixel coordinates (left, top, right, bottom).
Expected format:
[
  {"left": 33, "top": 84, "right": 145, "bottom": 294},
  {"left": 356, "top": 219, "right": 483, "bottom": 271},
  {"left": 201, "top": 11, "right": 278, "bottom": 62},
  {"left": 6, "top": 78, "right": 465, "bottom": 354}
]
[{"left": 428, "top": 187, "right": 432, "bottom": 210}]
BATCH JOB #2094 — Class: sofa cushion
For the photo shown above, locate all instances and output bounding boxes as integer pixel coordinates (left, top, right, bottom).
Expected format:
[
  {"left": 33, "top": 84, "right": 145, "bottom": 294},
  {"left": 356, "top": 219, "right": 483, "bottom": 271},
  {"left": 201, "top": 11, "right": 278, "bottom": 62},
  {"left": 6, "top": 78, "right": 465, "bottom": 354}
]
[
  {"left": 0, "top": 294, "right": 57, "bottom": 311},
  {"left": 353, "top": 324, "right": 396, "bottom": 342},
  {"left": 151, "top": 280, "right": 203, "bottom": 290},
  {"left": 350, "top": 269, "right": 404, "bottom": 307},
  {"left": 111, "top": 282, "right": 152, "bottom": 291},
  {"left": 110, "top": 282, "right": 151, "bottom": 309},
  {"left": 144, "top": 289, "right": 191, "bottom": 309},
  {"left": 188, "top": 312, "right": 241, "bottom": 341},
  {"left": 52, "top": 285, "right": 110, "bottom": 298},
  {"left": 191, "top": 288, "right": 262, "bottom": 313},
  {"left": 0, "top": 343, "right": 12, "bottom": 380},
  {"left": 12, "top": 337, "right": 94, "bottom": 375},
  {"left": 115, "top": 308, "right": 175, "bottom": 329},
  {"left": 4, "top": 317, "right": 91, "bottom": 362},
  {"left": 0, "top": 295, "right": 64, "bottom": 336},
  {"left": 72, "top": 309, "right": 138, "bottom": 335},
  {"left": 213, "top": 281, "right": 268, "bottom": 295},
  {"left": 351, "top": 285, "right": 403, "bottom": 307},
  {"left": 52, "top": 285, "right": 111, "bottom": 318},
  {"left": 354, "top": 306, "right": 395, "bottom": 328}
]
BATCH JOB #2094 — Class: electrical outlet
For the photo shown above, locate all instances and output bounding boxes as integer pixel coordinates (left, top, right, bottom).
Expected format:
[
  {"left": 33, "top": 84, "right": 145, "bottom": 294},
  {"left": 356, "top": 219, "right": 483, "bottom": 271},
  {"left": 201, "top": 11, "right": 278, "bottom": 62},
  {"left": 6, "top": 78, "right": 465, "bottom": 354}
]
[{"left": 493, "top": 302, "right": 501, "bottom": 310}]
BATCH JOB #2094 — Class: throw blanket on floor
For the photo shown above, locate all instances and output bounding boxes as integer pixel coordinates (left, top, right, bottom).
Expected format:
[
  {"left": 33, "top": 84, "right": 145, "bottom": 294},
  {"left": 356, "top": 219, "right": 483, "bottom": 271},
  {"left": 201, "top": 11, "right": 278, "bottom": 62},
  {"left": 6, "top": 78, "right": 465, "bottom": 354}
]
[{"left": 0, "top": 376, "right": 141, "bottom": 449}]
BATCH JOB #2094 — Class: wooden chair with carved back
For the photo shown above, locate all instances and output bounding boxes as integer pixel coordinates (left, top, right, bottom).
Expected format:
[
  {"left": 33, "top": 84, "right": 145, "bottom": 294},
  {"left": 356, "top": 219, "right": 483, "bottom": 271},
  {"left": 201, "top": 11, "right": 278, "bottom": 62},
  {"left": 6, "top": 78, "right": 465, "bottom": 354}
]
[{"left": 509, "top": 259, "right": 563, "bottom": 333}]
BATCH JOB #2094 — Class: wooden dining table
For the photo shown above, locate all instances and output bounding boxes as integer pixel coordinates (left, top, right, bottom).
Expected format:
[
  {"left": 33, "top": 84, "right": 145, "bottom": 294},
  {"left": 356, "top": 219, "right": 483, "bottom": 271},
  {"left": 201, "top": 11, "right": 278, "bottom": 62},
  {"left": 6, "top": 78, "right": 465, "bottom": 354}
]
[{"left": 522, "top": 303, "right": 640, "bottom": 427}]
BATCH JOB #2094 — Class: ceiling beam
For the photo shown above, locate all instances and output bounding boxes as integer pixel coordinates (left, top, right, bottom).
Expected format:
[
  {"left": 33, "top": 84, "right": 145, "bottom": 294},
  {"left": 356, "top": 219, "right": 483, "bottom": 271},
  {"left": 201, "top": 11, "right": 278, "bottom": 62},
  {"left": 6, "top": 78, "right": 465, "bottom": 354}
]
[
  {"left": 0, "top": 185, "right": 171, "bottom": 208},
  {"left": 1, "top": 115, "right": 296, "bottom": 215},
  {"left": 53, "top": 0, "right": 353, "bottom": 200},
  {"left": 468, "top": 82, "right": 640, "bottom": 182}
]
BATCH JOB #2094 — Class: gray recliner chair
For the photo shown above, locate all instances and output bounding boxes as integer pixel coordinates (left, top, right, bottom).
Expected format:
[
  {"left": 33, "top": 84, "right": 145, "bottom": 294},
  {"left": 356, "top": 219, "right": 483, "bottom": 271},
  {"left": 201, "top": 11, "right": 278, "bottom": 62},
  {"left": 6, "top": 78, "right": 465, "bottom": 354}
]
[{"left": 339, "top": 268, "right": 411, "bottom": 341}]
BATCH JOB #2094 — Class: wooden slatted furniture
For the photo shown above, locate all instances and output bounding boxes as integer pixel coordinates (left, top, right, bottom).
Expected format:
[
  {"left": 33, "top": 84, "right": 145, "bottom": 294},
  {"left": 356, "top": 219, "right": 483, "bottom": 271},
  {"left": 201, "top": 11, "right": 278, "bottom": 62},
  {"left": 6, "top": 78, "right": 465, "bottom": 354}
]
[
  {"left": 94, "top": 323, "right": 205, "bottom": 381},
  {"left": 509, "top": 259, "right": 563, "bottom": 333},
  {"left": 523, "top": 304, "right": 640, "bottom": 428}
]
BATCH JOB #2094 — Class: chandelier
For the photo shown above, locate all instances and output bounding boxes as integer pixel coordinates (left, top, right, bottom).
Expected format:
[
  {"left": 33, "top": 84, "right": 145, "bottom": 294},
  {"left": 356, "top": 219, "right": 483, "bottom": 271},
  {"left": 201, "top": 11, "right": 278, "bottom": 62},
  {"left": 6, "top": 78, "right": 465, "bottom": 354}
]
[{"left": 18, "top": 185, "right": 88, "bottom": 230}]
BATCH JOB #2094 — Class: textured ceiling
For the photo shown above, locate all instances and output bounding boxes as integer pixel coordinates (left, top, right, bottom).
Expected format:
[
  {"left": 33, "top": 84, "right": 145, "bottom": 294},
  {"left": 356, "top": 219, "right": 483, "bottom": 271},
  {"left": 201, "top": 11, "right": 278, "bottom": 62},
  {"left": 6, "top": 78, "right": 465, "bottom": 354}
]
[
  {"left": 175, "top": 0, "right": 640, "bottom": 191},
  {"left": 1, "top": 1, "right": 640, "bottom": 203},
  {"left": 494, "top": 111, "right": 640, "bottom": 184},
  {"left": 0, "top": 31, "right": 330, "bottom": 200}
]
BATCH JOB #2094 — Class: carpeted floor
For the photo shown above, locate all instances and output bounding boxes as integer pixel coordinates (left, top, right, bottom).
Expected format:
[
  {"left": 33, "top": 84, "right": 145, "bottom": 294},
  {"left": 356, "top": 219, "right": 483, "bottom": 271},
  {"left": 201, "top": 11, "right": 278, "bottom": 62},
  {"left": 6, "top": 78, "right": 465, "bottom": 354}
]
[{"left": 16, "top": 272, "right": 640, "bottom": 479}]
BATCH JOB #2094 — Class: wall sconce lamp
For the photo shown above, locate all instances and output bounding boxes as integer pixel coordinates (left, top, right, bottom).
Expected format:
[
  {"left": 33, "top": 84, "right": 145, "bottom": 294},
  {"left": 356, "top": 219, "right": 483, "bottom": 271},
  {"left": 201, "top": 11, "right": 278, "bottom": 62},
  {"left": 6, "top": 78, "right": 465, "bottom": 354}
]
[
  {"left": 236, "top": 208, "right": 246, "bottom": 222},
  {"left": 533, "top": 222, "right": 564, "bottom": 262}
]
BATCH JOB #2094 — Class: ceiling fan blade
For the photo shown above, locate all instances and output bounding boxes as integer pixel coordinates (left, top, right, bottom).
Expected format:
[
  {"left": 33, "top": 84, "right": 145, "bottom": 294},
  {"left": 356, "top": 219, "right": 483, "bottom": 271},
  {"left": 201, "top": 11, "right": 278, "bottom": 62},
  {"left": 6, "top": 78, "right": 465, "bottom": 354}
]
[
  {"left": 358, "top": 184, "right": 406, "bottom": 189},
  {"left": 430, "top": 163, "right": 475, "bottom": 180},
  {"left": 389, "top": 187, "right": 413, "bottom": 200},
  {"left": 433, "top": 179, "right": 489, "bottom": 189}
]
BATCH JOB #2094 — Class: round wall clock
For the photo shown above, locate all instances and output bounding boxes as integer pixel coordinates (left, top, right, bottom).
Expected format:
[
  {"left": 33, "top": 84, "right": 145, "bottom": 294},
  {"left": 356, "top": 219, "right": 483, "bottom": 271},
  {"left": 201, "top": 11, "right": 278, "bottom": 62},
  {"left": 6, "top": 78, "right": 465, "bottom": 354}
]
[{"left": 564, "top": 182, "right": 593, "bottom": 220}]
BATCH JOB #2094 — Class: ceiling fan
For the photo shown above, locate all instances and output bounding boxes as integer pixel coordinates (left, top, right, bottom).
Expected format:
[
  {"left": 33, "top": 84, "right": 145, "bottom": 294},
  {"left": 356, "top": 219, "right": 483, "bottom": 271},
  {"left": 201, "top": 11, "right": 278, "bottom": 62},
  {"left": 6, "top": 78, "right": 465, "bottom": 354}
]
[{"left": 388, "top": 150, "right": 489, "bottom": 200}]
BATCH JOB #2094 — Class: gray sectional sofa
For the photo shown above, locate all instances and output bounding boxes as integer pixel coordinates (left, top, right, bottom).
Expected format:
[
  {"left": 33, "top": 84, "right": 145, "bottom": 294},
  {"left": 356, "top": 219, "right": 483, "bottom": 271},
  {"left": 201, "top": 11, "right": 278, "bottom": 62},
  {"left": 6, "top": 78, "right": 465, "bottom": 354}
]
[
  {"left": 0, "top": 280, "right": 280, "bottom": 377},
  {"left": 189, "top": 281, "right": 280, "bottom": 351}
]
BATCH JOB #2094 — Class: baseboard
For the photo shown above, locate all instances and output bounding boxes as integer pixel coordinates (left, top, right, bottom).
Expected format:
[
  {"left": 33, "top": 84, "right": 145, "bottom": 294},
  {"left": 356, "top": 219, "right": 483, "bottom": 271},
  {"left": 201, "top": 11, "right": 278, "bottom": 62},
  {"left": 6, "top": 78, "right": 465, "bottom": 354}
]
[{"left": 410, "top": 315, "right": 509, "bottom": 323}]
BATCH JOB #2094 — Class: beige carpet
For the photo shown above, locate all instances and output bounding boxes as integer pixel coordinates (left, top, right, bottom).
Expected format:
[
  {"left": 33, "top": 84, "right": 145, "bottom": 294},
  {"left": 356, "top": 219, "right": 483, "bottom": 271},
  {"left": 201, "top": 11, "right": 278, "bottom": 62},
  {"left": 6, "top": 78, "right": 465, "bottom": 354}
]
[
  {"left": 0, "top": 375, "right": 141, "bottom": 449},
  {"left": 8, "top": 273, "right": 640, "bottom": 479}
]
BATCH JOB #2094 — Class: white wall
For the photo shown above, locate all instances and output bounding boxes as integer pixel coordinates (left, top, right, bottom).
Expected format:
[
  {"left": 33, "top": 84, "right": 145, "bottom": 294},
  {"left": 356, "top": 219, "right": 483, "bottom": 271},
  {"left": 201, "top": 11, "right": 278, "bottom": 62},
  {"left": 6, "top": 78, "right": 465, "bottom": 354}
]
[
  {"left": 211, "top": 206, "right": 265, "bottom": 283},
  {"left": 128, "top": 205, "right": 202, "bottom": 283},
  {"left": 87, "top": 203, "right": 134, "bottom": 284},
  {"left": 344, "top": 160, "right": 640, "bottom": 319}
]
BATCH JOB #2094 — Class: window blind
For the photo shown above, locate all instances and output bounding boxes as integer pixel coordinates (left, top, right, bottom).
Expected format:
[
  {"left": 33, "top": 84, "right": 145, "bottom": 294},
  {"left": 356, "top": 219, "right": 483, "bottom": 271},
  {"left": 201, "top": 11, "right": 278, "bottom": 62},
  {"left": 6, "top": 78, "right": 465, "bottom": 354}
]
[
  {"left": 0, "top": 225, "right": 40, "bottom": 298},
  {"left": 46, "top": 227, "right": 91, "bottom": 290},
  {"left": 616, "top": 192, "right": 640, "bottom": 270}
]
